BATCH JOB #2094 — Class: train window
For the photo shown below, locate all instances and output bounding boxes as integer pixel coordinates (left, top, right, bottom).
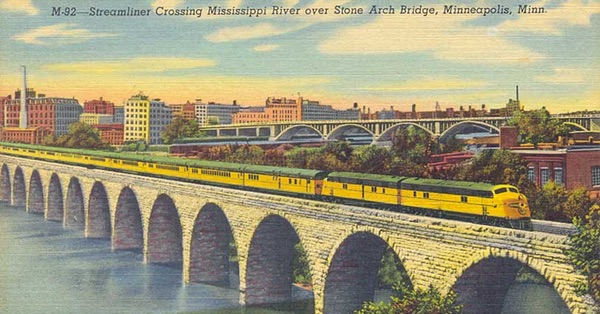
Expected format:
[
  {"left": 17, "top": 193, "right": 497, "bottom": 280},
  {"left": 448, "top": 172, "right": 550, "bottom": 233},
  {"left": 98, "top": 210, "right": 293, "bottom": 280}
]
[
  {"left": 289, "top": 178, "right": 292, "bottom": 184},
  {"left": 461, "top": 195, "right": 468, "bottom": 203},
  {"left": 294, "top": 179, "right": 298, "bottom": 184},
  {"left": 371, "top": 186, "right": 376, "bottom": 192},
  {"left": 413, "top": 191, "right": 417, "bottom": 197},
  {"left": 382, "top": 188, "right": 386, "bottom": 194},
  {"left": 343, "top": 183, "right": 348, "bottom": 189},
  {"left": 423, "top": 192, "right": 429, "bottom": 199},
  {"left": 494, "top": 188, "right": 508, "bottom": 194}
]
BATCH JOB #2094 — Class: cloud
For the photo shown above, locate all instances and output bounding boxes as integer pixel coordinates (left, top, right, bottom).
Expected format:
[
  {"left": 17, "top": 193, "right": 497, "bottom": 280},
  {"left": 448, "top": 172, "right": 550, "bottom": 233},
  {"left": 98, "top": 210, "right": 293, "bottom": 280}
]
[
  {"left": 0, "top": 0, "right": 39, "bottom": 15},
  {"left": 535, "top": 68, "right": 590, "bottom": 84},
  {"left": 43, "top": 57, "right": 217, "bottom": 74},
  {"left": 319, "top": 15, "right": 545, "bottom": 64},
  {"left": 205, "top": 22, "right": 306, "bottom": 42},
  {"left": 151, "top": 0, "right": 184, "bottom": 9},
  {"left": 500, "top": 0, "right": 600, "bottom": 35},
  {"left": 253, "top": 44, "right": 280, "bottom": 52},
  {"left": 12, "top": 23, "right": 116, "bottom": 45}
]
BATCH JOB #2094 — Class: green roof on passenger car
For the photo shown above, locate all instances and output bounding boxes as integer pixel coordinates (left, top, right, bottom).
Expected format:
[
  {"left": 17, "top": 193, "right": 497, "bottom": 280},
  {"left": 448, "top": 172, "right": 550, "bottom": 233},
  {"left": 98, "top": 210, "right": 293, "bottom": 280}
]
[
  {"left": 401, "top": 177, "right": 495, "bottom": 191},
  {"left": 327, "top": 172, "right": 407, "bottom": 188},
  {"left": 243, "top": 164, "right": 329, "bottom": 179}
]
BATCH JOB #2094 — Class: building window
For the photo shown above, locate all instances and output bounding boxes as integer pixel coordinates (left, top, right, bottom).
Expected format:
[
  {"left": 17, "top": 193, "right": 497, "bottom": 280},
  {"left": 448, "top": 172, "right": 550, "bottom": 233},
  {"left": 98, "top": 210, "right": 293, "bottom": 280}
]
[
  {"left": 527, "top": 167, "right": 535, "bottom": 182},
  {"left": 541, "top": 168, "right": 550, "bottom": 186},
  {"left": 593, "top": 166, "right": 600, "bottom": 187},
  {"left": 554, "top": 168, "right": 563, "bottom": 185}
]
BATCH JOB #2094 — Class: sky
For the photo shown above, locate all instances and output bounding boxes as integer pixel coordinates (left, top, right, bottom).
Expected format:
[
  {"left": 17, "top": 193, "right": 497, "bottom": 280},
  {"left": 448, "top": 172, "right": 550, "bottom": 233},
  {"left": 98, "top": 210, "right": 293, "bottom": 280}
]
[{"left": 0, "top": 0, "right": 598, "bottom": 113}]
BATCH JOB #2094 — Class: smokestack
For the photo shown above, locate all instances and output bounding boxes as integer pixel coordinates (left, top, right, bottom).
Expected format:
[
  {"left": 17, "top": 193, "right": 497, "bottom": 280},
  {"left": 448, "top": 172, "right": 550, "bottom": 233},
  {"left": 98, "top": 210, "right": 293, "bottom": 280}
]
[
  {"left": 20, "top": 66, "right": 28, "bottom": 128},
  {"left": 516, "top": 85, "right": 519, "bottom": 102}
]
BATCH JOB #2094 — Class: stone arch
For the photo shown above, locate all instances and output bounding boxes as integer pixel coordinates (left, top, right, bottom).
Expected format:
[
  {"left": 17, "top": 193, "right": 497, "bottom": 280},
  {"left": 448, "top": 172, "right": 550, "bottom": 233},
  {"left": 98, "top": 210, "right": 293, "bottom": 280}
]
[
  {"left": 326, "top": 124, "right": 375, "bottom": 143},
  {"left": 188, "top": 203, "right": 235, "bottom": 287},
  {"left": 27, "top": 170, "right": 44, "bottom": 214},
  {"left": 451, "top": 253, "right": 570, "bottom": 314},
  {"left": 147, "top": 194, "right": 183, "bottom": 265},
  {"left": 323, "top": 231, "right": 405, "bottom": 314},
  {"left": 46, "top": 173, "right": 64, "bottom": 221},
  {"left": 65, "top": 177, "right": 85, "bottom": 229},
  {"left": 86, "top": 181, "right": 111, "bottom": 238},
  {"left": 274, "top": 125, "right": 324, "bottom": 141},
  {"left": 113, "top": 187, "right": 143, "bottom": 252},
  {"left": 377, "top": 122, "right": 435, "bottom": 142},
  {"left": 0, "top": 164, "right": 11, "bottom": 202},
  {"left": 244, "top": 214, "right": 301, "bottom": 305},
  {"left": 439, "top": 121, "right": 499, "bottom": 144},
  {"left": 13, "top": 166, "right": 26, "bottom": 207}
]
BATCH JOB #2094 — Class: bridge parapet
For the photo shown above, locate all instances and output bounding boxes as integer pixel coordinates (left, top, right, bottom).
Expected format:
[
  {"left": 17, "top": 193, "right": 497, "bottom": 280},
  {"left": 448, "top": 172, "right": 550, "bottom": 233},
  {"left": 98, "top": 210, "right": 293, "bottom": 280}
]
[{"left": 0, "top": 154, "right": 596, "bottom": 314}]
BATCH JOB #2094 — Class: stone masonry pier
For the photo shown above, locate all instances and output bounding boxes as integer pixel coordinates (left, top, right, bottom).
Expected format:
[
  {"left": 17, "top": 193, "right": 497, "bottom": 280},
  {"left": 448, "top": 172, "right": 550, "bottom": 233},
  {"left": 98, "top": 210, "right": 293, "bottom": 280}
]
[{"left": 0, "top": 154, "right": 596, "bottom": 313}]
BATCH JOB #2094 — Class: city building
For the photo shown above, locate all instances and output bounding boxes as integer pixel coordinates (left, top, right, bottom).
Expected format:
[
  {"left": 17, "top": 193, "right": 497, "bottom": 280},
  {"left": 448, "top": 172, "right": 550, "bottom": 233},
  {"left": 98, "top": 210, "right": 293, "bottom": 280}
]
[
  {"left": 84, "top": 98, "right": 115, "bottom": 115},
  {"left": 80, "top": 113, "right": 113, "bottom": 125},
  {"left": 0, "top": 127, "right": 51, "bottom": 144},
  {"left": 232, "top": 97, "right": 359, "bottom": 124},
  {"left": 124, "top": 94, "right": 172, "bottom": 144},
  {"left": 3, "top": 88, "right": 82, "bottom": 136},
  {"left": 195, "top": 100, "right": 240, "bottom": 126},
  {"left": 113, "top": 105, "right": 124, "bottom": 124},
  {"left": 511, "top": 147, "right": 600, "bottom": 198},
  {"left": 94, "top": 124, "right": 124, "bottom": 145}
]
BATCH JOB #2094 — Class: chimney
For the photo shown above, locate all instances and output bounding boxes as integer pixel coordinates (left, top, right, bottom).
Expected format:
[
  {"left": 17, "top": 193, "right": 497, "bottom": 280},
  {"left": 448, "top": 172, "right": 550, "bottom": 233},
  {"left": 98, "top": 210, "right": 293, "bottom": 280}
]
[
  {"left": 233, "top": 100, "right": 237, "bottom": 106},
  {"left": 516, "top": 85, "right": 519, "bottom": 102},
  {"left": 20, "top": 66, "right": 28, "bottom": 128}
]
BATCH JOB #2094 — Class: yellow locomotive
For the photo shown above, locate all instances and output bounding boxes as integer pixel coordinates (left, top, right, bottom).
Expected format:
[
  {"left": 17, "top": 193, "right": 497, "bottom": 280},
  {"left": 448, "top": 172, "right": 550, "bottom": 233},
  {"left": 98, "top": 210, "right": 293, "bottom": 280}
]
[{"left": 0, "top": 142, "right": 532, "bottom": 230}]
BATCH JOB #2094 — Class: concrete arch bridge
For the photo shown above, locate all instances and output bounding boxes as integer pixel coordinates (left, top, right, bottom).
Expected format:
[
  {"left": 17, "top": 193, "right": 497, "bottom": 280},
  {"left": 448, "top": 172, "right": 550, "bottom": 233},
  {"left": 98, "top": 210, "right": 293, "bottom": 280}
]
[{"left": 0, "top": 155, "right": 595, "bottom": 313}]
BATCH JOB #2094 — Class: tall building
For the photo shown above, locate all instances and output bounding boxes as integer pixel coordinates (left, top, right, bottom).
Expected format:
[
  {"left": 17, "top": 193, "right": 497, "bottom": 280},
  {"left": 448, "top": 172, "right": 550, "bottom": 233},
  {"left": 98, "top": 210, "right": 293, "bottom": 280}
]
[
  {"left": 84, "top": 97, "right": 115, "bottom": 115},
  {"left": 113, "top": 105, "right": 124, "bottom": 124},
  {"left": 124, "top": 94, "right": 172, "bottom": 144},
  {"left": 195, "top": 100, "right": 241, "bottom": 126},
  {"left": 80, "top": 113, "right": 113, "bottom": 125}
]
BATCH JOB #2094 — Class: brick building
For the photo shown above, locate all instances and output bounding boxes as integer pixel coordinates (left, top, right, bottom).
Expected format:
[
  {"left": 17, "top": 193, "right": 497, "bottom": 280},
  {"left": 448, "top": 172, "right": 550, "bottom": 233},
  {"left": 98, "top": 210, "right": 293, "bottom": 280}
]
[
  {"left": 94, "top": 124, "right": 124, "bottom": 145},
  {"left": 0, "top": 127, "right": 52, "bottom": 144},
  {"left": 84, "top": 97, "right": 115, "bottom": 115}
]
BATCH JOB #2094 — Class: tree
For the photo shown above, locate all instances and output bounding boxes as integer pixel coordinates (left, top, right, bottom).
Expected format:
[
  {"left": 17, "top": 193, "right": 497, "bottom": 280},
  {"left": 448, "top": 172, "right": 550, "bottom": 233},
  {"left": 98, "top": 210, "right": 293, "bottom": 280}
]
[
  {"left": 292, "top": 243, "right": 312, "bottom": 285},
  {"left": 48, "top": 122, "right": 111, "bottom": 150},
  {"left": 350, "top": 146, "right": 393, "bottom": 174},
  {"left": 565, "top": 205, "right": 600, "bottom": 303},
  {"left": 356, "top": 284, "right": 463, "bottom": 314},
  {"left": 508, "top": 108, "right": 570, "bottom": 146},
  {"left": 161, "top": 118, "right": 199, "bottom": 144},
  {"left": 455, "top": 149, "right": 532, "bottom": 188},
  {"left": 391, "top": 126, "right": 437, "bottom": 165},
  {"left": 226, "top": 145, "right": 264, "bottom": 165},
  {"left": 528, "top": 183, "right": 595, "bottom": 222}
]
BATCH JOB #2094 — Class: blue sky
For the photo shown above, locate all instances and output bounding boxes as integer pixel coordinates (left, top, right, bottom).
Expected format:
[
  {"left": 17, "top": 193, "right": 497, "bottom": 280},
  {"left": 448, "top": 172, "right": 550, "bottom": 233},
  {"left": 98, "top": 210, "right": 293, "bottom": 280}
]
[{"left": 0, "top": 0, "right": 598, "bottom": 113}]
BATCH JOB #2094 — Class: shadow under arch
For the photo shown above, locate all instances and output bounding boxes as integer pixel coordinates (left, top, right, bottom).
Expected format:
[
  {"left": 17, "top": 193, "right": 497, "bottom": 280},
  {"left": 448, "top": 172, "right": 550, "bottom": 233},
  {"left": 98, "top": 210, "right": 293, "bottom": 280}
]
[
  {"left": 323, "top": 231, "right": 410, "bottom": 314},
  {"left": 189, "top": 202, "right": 236, "bottom": 287},
  {"left": 452, "top": 256, "right": 570, "bottom": 314},
  {"left": 147, "top": 194, "right": 183, "bottom": 266},
  {"left": 113, "top": 186, "right": 143, "bottom": 252},
  {"left": 13, "top": 166, "right": 26, "bottom": 208},
  {"left": 27, "top": 170, "right": 44, "bottom": 214},
  {"left": 244, "top": 214, "right": 306, "bottom": 307},
  {"left": 65, "top": 177, "right": 84, "bottom": 229},
  {"left": 87, "top": 181, "right": 111, "bottom": 238},
  {"left": 46, "top": 173, "right": 64, "bottom": 221},
  {"left": 0, "top": 164, "right": 11, "bottom": 202}
]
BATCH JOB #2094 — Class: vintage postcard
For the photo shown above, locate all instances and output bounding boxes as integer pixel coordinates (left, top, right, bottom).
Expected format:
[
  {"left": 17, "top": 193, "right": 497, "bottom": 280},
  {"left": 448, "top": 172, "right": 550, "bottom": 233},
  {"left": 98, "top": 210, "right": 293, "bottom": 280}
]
[{"left": 0, "top": 0, "right": 598, "bottom": 313}]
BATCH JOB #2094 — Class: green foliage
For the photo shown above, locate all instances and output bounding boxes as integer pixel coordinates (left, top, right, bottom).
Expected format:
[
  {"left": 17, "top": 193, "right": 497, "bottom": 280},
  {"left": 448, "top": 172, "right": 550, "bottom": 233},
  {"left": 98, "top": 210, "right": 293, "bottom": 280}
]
[
  {"left": 292, "top": 243, "right": 312, "bottom": 285},
  {"left": 350, "top": 146, "right": 394, "bottom": 175},
  {"left": 529, "top": 183, "right": 593, "bottom": 222},
  {"left": 377, "top": 248, "right": 411, "bottom": 289},
  {"left": 455, "top": 149, "right": 531, "bottom": 188},
  {"left": 226, "top": 145, "right": 265, "bottom": 164},
  {"left": 356, "top": 284, "right": 463, "bottom": 314},
  {"left": 161, "top": 118, "right": 200, "bottom": 144},
  {"left": 46, "top": 122, "right": 111, "bottom": 150},
  {"left": 508, "top": 108, "right": 570, "bottom": 146},
  {"left": 565, "top": 205, "right": 600, "bottom": 302},
  {"left": 391, "top": 127, "right": 437, "bottom": 165}
]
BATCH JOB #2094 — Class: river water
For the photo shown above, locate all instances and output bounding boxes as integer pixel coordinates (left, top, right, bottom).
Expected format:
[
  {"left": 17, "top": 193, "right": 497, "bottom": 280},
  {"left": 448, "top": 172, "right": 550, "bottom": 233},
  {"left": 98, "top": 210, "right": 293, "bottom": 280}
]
[
  {"left": 0, "top": 205, "right": 312, "bottom": 314},
  {"left": 0, "top": 204, "right": 571, "bottom": 314}
]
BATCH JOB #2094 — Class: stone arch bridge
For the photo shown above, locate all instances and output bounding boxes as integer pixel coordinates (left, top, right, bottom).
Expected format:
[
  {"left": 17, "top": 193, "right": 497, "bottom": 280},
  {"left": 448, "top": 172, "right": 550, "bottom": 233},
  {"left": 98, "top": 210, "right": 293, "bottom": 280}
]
[{"left": 0, "top": 155, "right": 595, "bottom": 313}]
